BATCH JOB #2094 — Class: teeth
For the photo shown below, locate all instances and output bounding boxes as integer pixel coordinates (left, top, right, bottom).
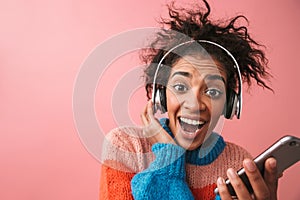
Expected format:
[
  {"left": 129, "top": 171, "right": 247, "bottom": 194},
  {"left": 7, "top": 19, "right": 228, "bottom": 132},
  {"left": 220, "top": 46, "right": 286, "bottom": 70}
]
[
  {"left": 185, "top": 132, "right": 194, "bottom": 135},
  {"left": 180, "top": 117, "right": 204, "bottom": 126}
]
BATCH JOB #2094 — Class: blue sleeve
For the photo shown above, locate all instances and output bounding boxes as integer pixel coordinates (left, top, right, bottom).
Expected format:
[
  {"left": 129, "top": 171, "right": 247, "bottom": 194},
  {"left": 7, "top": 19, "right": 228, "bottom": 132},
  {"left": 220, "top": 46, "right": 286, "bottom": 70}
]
[{"left": 131, "top": 143, "right": 194, "bottom": 200}]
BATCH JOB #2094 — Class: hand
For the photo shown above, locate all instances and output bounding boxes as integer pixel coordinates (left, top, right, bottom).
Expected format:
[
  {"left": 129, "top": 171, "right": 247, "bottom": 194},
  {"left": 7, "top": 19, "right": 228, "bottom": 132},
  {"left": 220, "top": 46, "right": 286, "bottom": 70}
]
[
  {"left": 141, "top": 100, "right": 176, "bottom": 145},
  {"left": 216, "top": 157, "right": 279, "bottom": 200}
]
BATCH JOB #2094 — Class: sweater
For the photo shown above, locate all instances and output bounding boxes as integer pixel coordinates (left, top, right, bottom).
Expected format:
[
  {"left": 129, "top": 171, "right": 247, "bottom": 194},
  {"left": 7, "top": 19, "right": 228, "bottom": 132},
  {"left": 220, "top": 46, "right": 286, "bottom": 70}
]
[{"left": 99, "top": 118, "right": 252, "bottom": 199}]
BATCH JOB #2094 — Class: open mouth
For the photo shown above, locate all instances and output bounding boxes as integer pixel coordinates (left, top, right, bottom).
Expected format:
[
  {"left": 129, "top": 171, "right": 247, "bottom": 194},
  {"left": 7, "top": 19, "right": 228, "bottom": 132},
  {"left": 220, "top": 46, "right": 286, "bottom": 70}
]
[{"left": 178, "top": 117, "right": 206, "bottom": 134}]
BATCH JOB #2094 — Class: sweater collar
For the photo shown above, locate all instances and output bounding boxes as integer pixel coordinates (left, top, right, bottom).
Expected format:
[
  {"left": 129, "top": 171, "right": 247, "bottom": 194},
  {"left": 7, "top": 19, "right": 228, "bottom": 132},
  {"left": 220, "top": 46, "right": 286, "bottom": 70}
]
[{"left": 159, "top": 118, "right": 226, "bottom": 165}]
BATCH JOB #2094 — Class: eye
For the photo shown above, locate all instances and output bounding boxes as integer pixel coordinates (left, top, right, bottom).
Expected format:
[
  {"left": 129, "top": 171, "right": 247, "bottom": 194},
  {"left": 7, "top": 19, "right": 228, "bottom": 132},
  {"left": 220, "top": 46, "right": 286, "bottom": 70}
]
[
  {"left": 205, "top": 88, "right": 223, "bottom": 99},
  {"left": 173, "top": 83, "right": 188, "bottom": 92}
]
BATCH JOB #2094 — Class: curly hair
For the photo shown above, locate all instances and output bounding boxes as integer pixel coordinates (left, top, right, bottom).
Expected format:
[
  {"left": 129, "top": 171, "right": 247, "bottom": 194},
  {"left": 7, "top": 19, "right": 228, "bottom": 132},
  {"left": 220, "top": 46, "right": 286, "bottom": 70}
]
[{"left": 142, "top": 0, "right": 272, "bottom": 99}]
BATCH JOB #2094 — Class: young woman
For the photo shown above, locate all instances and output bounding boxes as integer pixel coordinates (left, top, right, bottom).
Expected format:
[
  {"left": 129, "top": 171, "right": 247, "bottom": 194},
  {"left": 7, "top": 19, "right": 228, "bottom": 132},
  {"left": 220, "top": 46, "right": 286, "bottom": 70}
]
[{"left": 100, "top": 1, "right": 278, "bottom": 199}]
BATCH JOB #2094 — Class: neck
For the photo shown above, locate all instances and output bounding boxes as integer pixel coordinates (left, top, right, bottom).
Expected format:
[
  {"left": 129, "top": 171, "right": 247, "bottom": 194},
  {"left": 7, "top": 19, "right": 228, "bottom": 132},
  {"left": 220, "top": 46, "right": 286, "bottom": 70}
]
[{"left": 159, "top": 118, "right": 226, "bottom": 165}]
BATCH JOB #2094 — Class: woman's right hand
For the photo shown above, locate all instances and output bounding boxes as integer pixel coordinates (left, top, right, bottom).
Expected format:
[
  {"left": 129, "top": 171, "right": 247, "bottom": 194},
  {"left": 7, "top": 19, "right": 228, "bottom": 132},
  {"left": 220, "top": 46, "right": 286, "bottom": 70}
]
[{"left": 141, "top": 100, "right": 176, "bottom": 145}]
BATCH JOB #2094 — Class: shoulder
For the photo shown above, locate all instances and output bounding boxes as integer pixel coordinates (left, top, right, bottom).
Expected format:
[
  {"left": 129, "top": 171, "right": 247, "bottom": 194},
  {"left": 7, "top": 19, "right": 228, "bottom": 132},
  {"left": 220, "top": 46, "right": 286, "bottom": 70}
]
[
  {"left": 101, "top": 126, "right": 153, "bottom": 172},
  {"left": 105, "top": 126, "right": 151, "bottom": 152}
]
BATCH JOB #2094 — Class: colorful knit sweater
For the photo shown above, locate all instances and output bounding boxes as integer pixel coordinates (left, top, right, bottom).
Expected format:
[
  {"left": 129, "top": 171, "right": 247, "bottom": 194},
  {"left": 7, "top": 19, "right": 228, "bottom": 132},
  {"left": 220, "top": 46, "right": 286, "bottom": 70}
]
[{"left": 100, "top": 118, "right": 252, "bottom": 199}]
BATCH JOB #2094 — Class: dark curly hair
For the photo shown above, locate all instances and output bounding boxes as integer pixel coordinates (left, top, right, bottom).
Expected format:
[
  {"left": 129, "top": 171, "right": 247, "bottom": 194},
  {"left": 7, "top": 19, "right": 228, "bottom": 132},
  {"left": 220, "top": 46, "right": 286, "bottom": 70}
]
[{"left": 142, "top": 0, "right": 272, "bottom": 100}]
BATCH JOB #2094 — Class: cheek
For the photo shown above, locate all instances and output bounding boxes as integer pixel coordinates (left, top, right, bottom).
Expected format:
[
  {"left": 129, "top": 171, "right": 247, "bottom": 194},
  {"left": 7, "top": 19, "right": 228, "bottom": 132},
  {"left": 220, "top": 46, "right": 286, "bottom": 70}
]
[
  {"left": 166, "top": 89, "right": 181, "bottom": 113},
  {"left": 210, "top": 101, "right": 225, "bottom": 116},
  {"left": 206, "top": 99, "right": 226, "bottom": 133}
]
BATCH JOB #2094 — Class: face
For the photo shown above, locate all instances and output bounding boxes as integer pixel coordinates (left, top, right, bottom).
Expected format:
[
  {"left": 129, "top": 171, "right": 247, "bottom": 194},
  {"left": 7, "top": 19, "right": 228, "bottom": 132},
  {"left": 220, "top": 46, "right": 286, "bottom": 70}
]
[{"left": 166, "top": 55, "right": 227, "bottom": 150}]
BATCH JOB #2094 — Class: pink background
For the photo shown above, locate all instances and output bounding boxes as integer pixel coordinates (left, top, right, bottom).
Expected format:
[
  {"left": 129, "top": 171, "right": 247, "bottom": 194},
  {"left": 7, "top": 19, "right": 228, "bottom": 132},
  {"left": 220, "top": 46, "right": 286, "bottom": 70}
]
[{"left": 1, "top": 0, "right": 299, "bottom": 199}]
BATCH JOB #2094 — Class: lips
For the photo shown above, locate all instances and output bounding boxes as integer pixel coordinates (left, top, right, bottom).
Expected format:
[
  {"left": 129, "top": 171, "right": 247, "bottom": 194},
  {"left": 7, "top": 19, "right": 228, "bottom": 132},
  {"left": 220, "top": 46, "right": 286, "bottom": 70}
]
[{"left": 178, "top": 117, "right": 206, "bottom": 138}]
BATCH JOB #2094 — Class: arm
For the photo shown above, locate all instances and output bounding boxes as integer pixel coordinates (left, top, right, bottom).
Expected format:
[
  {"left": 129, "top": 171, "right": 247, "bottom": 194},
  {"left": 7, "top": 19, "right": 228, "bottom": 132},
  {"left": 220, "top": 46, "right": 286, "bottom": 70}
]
[
  {"left": 131, "top": 143, "right": 194, "bottom": 200},
  {"left": 99, "top": 126, "right": 152, "bottom": 200},
  {"left": 131, "top": 101, "right": 194, "bottom": 199},
  {"left": 100, "top": 162, "right": 135, "bottom": 200}
]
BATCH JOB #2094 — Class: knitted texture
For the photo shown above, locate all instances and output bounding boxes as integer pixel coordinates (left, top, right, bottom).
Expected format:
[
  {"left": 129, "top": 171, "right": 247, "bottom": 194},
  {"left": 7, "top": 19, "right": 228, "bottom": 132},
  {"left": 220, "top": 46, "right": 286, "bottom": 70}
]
[
  {"left": 100, "top": 119, "right": 252, "bottom": 199},
  {"left": 131, "top": 143, "right": 194, "bottom": 199}
]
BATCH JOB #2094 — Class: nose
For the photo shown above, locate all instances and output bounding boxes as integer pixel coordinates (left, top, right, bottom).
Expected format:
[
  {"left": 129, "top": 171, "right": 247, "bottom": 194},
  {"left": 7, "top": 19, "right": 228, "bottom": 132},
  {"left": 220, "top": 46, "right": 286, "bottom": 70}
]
[{"left": 182, "top": 89, "right": 206, "bottom": 113}]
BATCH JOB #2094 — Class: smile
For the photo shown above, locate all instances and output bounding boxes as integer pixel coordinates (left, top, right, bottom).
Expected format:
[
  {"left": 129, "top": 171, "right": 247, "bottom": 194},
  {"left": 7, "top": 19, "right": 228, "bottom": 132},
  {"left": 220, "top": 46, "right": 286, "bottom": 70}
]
[{"left": 178, "top": 117, "right": 206, "bottom": 136}]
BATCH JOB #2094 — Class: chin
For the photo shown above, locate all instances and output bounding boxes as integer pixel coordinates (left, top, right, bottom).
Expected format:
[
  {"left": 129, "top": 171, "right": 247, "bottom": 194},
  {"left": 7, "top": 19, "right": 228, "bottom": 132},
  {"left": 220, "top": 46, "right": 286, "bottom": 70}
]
[{"left": 174, "top": 124, "right": 208, "bottom": 150}]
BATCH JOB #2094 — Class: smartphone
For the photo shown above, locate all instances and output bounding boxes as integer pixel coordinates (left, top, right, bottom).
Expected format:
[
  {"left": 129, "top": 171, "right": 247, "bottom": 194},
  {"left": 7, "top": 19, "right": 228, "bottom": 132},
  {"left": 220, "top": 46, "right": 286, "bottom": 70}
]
[{"left": 214, "top": 135, "right": 300, "bottom": 197}]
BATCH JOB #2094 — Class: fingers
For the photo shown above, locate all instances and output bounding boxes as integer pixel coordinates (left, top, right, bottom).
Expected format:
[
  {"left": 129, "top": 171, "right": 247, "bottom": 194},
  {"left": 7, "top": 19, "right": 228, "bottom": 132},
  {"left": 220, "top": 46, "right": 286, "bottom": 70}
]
[
  {"left": 141, "top": 101, "right": 151, "bottom": 126},
  {"left": 146, "top": 100, "right": 155, "bottom": 122},
  {"left": 140, "top": 101, "right": 157, "bottom": 136},
  {"left": 243, "top": 157, "right": 279, "bottom": 200},
  {"left": 226, "top": 168, "right": 253, "bottom": 200},
  {"left": 263, "top": 158, "right": 278, "bottom": 200},
  {"left": 216, "top": 177, "right": 234, "bottom": 200},
  {"left": 243, "top": 158, "right": 271, "bottom": 200},
  {"left": 217, "top": 168, "right": 253, "bottom": 200},
  {"left": 141, "top": 100, "right": 156, "bottom": 126},
  {"left": 140, "top": 101, "right": 175, "bottom": 145},
  {"left": 217, "top": 158, "right": 278, "bottom": 200},
  {"left": 241, "top": 158, "right": 279, "bottom": 200}
]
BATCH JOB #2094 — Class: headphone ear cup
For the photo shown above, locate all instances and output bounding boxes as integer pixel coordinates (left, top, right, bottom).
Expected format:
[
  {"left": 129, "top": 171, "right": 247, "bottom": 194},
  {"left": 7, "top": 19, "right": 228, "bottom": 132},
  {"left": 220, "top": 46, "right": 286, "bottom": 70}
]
[
  {"left": 159, "top": 88, "right": 167, "bottom": 113},
  {"left": 154, "top": 88, "right": 167, "bottom": 113},
  {"left": 224, "top": 89, "right": 238, "bottom": 119}
]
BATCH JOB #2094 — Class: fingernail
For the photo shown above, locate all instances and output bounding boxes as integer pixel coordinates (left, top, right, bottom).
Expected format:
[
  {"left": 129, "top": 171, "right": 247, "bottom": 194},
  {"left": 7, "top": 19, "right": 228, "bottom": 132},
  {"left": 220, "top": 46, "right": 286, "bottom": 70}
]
[
  {"left": 227, "top": 168, "right": 238, "bottom": 179},
  {"left": 244, "top": 159, "right": 256, "bottom": 172},
  {"left": 217, "top": 177, "right": 225, "bottom": 185},
  {"left": 269, "top": 158, "right": 277, "bottom": 169}
]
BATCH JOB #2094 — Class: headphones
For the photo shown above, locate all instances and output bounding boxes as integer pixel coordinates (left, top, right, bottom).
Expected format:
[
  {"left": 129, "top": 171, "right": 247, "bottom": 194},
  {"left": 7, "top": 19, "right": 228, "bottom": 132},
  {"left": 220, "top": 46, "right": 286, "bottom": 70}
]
[{"left": 151, "top": 40, "right": 243, "bottom": 119}]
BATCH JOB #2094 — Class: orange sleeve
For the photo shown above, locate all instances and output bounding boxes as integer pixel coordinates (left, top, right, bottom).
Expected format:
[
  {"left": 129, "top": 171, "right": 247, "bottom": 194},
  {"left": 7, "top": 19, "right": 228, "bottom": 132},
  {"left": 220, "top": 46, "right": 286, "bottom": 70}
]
[
  {"left": 99, "top": 163, "right": 135, "bottom": 200},
  {"left": 99, "top": 126, "right": 151, "bottom": 199}
]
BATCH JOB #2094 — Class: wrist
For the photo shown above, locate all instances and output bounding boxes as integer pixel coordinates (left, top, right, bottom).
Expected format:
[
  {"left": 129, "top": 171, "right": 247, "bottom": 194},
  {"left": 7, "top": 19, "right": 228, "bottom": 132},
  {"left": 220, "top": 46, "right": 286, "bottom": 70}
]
[{"left": 150, "top": 143, "right": 186, "bottom": 178}]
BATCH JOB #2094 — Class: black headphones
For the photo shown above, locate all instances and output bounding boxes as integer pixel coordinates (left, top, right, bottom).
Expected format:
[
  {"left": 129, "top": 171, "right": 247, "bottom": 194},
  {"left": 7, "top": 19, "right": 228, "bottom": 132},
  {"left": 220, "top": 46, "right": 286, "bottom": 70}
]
[{"left": 151, "top": 40, "right": 243, "bottom": 119}]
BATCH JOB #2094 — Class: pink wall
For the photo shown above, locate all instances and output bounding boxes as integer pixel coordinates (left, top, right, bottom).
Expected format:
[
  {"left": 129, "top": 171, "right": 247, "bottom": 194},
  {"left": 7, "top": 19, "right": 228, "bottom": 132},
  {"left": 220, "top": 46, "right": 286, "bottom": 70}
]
[{"left": 1, "top": 0, "right": 299, "bottom": 199}]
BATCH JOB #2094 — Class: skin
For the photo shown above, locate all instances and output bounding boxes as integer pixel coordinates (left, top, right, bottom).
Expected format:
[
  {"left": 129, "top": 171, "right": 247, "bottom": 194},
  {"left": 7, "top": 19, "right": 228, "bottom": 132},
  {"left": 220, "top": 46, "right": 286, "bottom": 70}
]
[
  {"left": 217, "top": 157, "right": 279, "bottom": 200},
  {"left": 141, "top": 55, "right": 279, "bottom": 199},
  {"left": 141, "top": 55, "right": 227, "bottom": 148},
  {"left": 165, "top": 55, "right": 227, "bottom": 150}
]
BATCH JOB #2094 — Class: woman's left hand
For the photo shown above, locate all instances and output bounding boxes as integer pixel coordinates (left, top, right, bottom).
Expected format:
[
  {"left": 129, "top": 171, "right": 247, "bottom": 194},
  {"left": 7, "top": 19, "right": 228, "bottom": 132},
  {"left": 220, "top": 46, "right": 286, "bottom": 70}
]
[{"left": 216, "top": 157, "right": 279, "bottom": 200}]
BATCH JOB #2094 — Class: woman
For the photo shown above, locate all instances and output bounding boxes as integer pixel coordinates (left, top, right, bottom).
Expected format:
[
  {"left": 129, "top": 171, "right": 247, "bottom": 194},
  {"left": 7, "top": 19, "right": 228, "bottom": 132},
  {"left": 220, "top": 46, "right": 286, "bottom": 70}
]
[{"left": 100, "top": 1, "right": 278, "bottom": 199}]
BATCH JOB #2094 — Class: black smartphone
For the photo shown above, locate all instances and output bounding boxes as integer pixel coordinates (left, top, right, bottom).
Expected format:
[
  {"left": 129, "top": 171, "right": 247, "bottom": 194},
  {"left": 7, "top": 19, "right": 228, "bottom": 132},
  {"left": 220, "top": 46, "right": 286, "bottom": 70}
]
[{"left": 214, "top": 135, "right": 300, "bottom": 197}]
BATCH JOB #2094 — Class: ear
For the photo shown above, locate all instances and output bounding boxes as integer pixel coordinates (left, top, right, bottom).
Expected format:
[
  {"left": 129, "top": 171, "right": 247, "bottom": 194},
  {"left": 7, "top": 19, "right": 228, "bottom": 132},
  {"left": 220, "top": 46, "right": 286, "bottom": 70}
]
[{"left": 145, "top": 84, "right": 153, "bottom": 100}]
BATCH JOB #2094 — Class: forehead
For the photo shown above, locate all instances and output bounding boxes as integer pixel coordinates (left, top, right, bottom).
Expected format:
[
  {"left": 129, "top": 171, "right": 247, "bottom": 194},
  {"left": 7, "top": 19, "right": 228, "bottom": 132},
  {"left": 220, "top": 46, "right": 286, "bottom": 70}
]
[{"left": 171, "top": 55, "right": 227, "bottom": 79}]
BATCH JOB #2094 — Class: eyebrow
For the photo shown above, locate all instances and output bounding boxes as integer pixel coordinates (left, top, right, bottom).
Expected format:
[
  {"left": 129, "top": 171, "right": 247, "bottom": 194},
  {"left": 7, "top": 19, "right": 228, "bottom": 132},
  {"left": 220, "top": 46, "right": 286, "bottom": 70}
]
[
  {"left": 171, "top": 71, "right": 225, "bottom": 83},
  {"left": 171, "top": 71, "right": 192, "bottom": 78},
  {"left": 205, "top": 74, "right": 226, "bottom": 84}
]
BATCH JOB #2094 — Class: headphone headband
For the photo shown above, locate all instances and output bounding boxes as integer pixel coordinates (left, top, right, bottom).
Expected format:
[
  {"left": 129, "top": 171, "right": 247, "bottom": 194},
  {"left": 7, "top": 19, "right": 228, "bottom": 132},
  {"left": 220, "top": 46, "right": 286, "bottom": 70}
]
[{"left": 152, "top": 39, "right": 243, "bottom": 119}]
